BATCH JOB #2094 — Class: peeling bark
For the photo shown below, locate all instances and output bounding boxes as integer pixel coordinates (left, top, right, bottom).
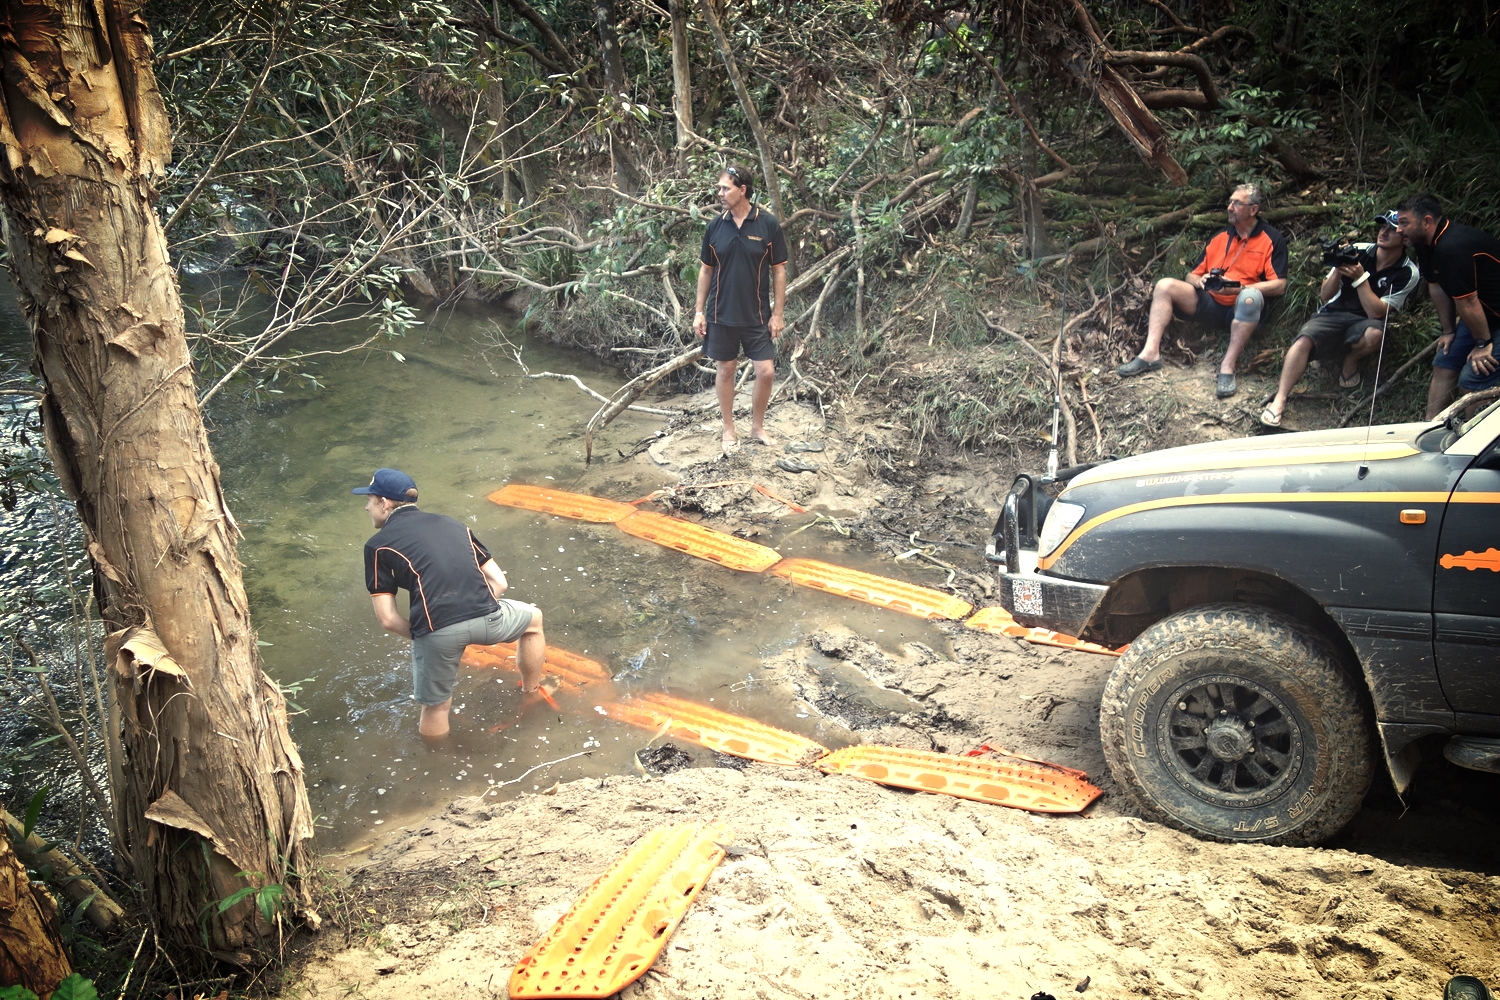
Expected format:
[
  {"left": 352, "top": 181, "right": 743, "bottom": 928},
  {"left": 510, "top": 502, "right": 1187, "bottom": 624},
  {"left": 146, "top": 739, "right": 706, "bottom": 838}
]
[
  {"left": 0, "top": 831, "right": 72, "bottom": 996},
  {"left": 0, "top": 0, "right": 313, "bottom": 957}
]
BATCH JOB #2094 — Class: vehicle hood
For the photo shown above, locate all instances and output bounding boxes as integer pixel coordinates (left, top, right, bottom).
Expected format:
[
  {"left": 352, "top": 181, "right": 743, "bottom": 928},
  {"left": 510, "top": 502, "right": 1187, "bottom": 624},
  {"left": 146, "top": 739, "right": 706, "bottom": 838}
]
[{"left": 1064, "top": 421, "right": 1433, "bottom": 492}]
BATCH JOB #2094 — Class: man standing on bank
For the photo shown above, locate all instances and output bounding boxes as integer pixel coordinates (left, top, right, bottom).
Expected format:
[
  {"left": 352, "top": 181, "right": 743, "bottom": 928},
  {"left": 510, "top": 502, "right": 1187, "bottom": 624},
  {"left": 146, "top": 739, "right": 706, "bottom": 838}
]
[
  {"left": 693, "top": 163, "right": 789, "bottom": 450},
  {"left": 354, "top": 468, "right": 545, "bottom": 740},
  {"left": 1394, "top": 193, "right": 1500, "bottom": 418},
  {"left": 1260, "top": 210, "right": 1420, "bottom": 428},
  {"left": 1118, "top": 183, "right": 1288, "bottom": 399}
]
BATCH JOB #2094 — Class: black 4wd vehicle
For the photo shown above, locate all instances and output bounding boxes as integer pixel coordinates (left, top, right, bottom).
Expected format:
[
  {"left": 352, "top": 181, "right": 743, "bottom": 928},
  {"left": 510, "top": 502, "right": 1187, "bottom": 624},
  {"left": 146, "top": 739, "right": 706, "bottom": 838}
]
[{"left": 989, "top": 394, "right": 1500, "bottom": 846}]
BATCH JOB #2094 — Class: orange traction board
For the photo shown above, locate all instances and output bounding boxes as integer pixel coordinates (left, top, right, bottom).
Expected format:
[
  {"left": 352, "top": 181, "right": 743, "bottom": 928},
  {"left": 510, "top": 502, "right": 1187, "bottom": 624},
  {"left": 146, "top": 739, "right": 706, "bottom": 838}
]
[
  {"left": 604, "top": 693, "right": 828, "bottom": 766},
  {"left": 461, "top": 642, "right": 613, "bottom": 690},
  {"left": 510, "top": 822, "right": 726, "bottom": 998},
  {"left": 615, "top": 510, "right": 782, "bottom": 572},
  {"left": 816, "top": 745, "right": 1102, "bottom": 813},
  {"left": 768, "top": 558, "right": 973, "bottom": 620},
  {"left": 964, "top": 607, "right": 1125, "bottom": 657},
  {"left": 488, "top": 484, "right": 637, "bottom": 523}
]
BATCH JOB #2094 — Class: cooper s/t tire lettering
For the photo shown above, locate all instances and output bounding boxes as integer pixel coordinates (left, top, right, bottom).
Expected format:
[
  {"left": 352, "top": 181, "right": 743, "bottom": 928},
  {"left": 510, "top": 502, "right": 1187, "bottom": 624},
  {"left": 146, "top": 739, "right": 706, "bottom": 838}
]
[{"left": 1099, "top": 603, "right": 1374, "bottom": 846}]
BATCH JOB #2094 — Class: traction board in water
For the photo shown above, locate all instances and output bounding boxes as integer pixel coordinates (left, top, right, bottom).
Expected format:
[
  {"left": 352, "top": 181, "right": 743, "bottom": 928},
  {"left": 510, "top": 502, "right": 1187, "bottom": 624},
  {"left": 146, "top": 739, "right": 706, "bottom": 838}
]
[
  {"left": 768, "top": 558, "right": 973, "bottom": 620},
  {"left": 616, "top": 511, "right": 782, "bottom": 572},
  {"left": 816, "top": 745, "right": 1102, "bottom": 813},
  {"left": 509, "top": 823, "right": 726, "bottom": 998},
  {"left": 604, "top": 693, "right": 828, "bottom": 766},
  {"left": 964, "top": 607, "right": 1125, "bottom": 657},
  {"left": 488, "top": 484, "right": 637, "bottom": 523},
  {"left": 462, "top": 642, "right": 613, "bottom": 690}
]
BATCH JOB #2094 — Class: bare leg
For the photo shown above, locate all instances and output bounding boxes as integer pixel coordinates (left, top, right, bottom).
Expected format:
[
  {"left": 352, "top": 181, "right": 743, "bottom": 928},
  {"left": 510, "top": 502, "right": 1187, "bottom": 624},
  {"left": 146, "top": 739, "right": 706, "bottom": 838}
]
[
  {"left": 515, "top": 608, "right": 545, "bottom": 692},
  {"left": 1221, "top": 319, "right": 1259, "bottom": 375},
  {"left": 1136, "top": 278, "right": 1199, "bottom": 362},
  {"left": 1428, "top": 368, "right": 1460, "bottom": 419},
  {"left": 419, "top": 699, "right": 453, "bottom": 740},
  {"left": 1342, "top": 326, "right": 1382, "bottom": 380},
  {"left": 749, "top": 358, "right": 775, "bottom": 444},
  {"left": 1268, "top": 337, "right": 1314, "bottom": 418},
  {"left": 715, "top": 359, "right": 738, "bottom": 445}
]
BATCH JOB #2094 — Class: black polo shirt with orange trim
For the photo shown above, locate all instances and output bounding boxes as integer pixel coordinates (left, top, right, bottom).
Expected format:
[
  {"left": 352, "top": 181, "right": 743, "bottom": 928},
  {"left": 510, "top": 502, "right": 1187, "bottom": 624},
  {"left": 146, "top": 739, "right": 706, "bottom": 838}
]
[
  {"left": 699, "top": 204, "right": 789, "bottom": 327},
  {"left": 1190, "top": 220, "right": 1289, "bottom": 306},
  {"left": 364, "top": 506, "right": 497, "bottom": 638},
  {"left": 1416, "top": 219, "right": 1500, "bottom": 324}
]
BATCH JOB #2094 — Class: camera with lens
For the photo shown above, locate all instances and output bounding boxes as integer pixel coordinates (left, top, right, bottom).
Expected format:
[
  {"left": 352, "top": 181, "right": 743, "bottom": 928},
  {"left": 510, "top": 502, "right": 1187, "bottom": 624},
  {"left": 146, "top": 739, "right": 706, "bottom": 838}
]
[
  {"left": 1319, "top": 239, "right": 1363, "bottom": 268},
  {"left": 1202, "top": 268, "right": 1239, "bottom": 292}
]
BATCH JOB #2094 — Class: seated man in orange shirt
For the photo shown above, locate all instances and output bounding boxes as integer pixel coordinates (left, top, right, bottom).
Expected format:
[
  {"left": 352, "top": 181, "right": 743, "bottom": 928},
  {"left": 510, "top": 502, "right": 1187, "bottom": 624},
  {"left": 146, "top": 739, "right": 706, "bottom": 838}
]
[{"left": 1118, "top": 183, "right": 1289, "bottom": 399}]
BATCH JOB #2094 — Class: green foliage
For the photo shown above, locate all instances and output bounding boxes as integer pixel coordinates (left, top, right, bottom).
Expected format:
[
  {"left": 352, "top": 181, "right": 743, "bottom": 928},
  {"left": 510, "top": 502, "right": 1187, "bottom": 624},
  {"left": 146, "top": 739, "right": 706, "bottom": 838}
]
[
  {"left": 217, "top": 871, "right": 290, "bottom": 924},
  {"left": 0, "top": 975, "right": 98, "bottom": 1000}
]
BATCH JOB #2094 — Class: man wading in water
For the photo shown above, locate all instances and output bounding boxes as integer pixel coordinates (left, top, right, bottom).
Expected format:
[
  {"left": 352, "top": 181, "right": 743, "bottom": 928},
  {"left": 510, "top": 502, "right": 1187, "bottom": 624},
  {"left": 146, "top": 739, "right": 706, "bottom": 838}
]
[
  {"left": 693, "top": 163, "right": 789, "bottom": 452},
  {"left": 354, "top": 468, "right": 546, "bottom": 739}
]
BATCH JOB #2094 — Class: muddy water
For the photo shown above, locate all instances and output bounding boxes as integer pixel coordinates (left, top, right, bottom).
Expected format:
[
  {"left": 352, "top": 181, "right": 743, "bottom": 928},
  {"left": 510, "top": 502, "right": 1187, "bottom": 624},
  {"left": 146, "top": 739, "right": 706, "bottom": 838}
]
[{"left": 199, "top": 302, "right": 947, "bottom": 849}]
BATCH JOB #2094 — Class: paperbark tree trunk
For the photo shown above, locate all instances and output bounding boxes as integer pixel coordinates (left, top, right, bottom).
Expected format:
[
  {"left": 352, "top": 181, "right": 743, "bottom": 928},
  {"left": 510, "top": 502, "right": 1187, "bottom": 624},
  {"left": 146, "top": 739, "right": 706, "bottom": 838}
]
[
  {"left": 0, "top": 0, "right": 314, "bottom": 960},
  {"left": 0, "top": 832, "right": 72, "bottom": 996}
]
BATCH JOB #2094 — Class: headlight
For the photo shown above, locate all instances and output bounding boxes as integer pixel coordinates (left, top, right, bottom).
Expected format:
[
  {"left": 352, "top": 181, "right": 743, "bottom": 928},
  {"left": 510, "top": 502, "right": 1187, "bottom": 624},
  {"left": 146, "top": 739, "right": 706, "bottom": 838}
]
[{"left": 1037, "top": 501, "right": 1086, "bottom": 557}]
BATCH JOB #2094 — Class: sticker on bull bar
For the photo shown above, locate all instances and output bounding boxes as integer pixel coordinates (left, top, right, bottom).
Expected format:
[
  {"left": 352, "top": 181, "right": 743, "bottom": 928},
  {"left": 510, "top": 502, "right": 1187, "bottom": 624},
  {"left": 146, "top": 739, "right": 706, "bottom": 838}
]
[{"left": 1012, "top": 578, "right": 1044, "bottom": 616}]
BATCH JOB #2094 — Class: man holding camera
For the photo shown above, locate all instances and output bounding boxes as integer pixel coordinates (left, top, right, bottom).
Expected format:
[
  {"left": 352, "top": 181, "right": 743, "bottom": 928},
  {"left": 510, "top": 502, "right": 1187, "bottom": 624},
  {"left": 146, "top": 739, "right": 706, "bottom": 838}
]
[
  {"left": 1260, "top": 211, "right": 1420, "bottom": 427},
  {"left": 1394, "top": 193, "right": 1500, "bottom": 418},
  {"left": 1118, "top": 183, "right": 1288, "bottom": 399}
]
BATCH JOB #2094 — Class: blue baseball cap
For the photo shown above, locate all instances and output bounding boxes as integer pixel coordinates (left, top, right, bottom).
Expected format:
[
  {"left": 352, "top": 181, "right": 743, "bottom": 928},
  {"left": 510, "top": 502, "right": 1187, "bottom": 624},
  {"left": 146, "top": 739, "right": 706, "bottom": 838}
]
[
  {"left": 1374, "top": 210, "right": 1399, "bottom": 228},
  {"left": 351, "top": 468, "right": 418, "bottom": 501}
]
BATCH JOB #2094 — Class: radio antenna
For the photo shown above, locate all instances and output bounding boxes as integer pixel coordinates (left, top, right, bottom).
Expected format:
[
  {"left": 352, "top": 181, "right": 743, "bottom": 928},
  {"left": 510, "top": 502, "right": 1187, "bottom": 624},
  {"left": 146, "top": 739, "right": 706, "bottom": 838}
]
[
  {"left": 1357, "top": 303, "right": 1393, "bottom": 480},
  {"left": 1046, "top": 244, "right": 1071, "bottom": 482}
]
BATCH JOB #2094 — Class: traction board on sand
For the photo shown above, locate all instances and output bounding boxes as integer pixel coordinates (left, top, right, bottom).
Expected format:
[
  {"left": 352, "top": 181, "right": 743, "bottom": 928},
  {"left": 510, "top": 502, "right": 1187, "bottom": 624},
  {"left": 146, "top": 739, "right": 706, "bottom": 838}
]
[
  {"left": 510, "top": 823, "right": 726, "bottom": 998},
  {"left": 816, "top": 745, "right": 1102, "bottom": 813},
  {"left": 461, "top": 642, "right": 613, "bottom": 690},
  {"left": 616, "top": 511, "right": 782, "bottom": 572},
  {"left": 768, "top": 558, "right": 973, "bottom": 621},
  {"left": 488, "top": 484, "right": 637, "bottom": 523},
  {"left": 964, "top": 607, "right": 1125, "bottom": 657},
  {"left": 604, "top": 693, "right": 828, "bottom": 766}
]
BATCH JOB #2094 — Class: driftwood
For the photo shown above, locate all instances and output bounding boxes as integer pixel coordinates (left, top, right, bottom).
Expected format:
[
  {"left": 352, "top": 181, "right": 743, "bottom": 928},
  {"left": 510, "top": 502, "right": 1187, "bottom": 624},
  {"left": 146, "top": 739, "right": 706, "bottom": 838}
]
[
  {"left": 1, "top": 807, "right": 125, "bottom": 933},
  {"left": 584, "top": 345, "right": 704, "bottom": 463}
]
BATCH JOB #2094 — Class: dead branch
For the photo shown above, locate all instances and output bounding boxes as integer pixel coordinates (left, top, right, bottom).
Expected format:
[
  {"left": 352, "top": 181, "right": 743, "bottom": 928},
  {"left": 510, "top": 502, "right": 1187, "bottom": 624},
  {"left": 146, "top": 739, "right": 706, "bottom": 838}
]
[
  {"left": 1337, "top": 339, "right": 1441, "bottom": 427},
  {"left": 585, "top": 346, "right": 705, "bottom": 463},
  {"left": 983, "top": 316, "right": 1076, "bottom": 467}
]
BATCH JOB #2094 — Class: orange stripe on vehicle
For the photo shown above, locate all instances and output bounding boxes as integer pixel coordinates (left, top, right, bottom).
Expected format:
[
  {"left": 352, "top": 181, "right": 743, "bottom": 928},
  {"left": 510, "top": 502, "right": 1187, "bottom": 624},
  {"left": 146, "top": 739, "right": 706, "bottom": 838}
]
[
  {"left": 1440, "top": 548, "right": 1500, "bottom": 571},
  {"left": 1038, "top": 491, "right": 1480, "bottom": 569}
]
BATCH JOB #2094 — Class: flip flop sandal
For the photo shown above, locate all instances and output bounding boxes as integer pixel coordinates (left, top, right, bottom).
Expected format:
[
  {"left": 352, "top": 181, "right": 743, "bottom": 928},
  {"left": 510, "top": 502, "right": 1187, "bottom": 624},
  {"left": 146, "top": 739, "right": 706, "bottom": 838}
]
[
  {"left": 775, "top": 458, "right": 819, "bottom": 473},
  {"left": 1338, "top": 370, "right": 1363, "bottom": 389},
  {"left": 1259, "top": 406, "right": 1283, "bottom": 428},
  {"left": 787, "top": 441, "right": 826, "bottom": 452}
]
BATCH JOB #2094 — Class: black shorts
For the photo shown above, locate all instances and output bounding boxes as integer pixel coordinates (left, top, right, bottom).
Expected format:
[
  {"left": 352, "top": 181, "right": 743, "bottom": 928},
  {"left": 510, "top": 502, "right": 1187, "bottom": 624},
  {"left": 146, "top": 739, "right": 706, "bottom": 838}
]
[
  {"left": 705, "top": 323, "right": 775, "bottom": 362},
  {"left": 1295, "top": 312, "right": 1382, "bottom": 362}
]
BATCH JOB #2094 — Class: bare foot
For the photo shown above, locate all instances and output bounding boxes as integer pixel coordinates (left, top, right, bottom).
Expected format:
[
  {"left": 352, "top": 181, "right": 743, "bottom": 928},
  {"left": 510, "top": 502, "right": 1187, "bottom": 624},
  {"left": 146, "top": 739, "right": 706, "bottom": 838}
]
[
  {"left": 748, "top": 431, "right": 774, "bottom": 447},
  {"left": 722, "top": 430, "right": 739, "bottom": 452}
]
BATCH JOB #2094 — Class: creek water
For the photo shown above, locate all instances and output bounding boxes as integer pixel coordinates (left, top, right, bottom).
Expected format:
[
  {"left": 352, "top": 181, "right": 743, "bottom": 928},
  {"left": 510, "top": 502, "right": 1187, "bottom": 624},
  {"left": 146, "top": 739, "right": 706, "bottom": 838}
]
[
  {"left": 0, "top": 282, "right": 948, "bottom": 850},
  {"left": 189, "top": 298, "right": 948, "bottom": 849}
]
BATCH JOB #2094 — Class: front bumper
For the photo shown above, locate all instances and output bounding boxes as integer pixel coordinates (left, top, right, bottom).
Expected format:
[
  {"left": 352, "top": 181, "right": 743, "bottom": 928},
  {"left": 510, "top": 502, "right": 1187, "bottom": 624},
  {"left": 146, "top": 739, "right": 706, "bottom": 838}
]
[{"left": 988, "top": 476, "right": 1110, "bottom": 637}]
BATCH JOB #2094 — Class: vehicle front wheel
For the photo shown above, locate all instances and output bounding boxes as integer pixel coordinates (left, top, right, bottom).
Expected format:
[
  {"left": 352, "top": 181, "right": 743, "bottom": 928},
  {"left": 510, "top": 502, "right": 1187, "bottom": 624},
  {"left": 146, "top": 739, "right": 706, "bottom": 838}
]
[{"left": 1100, "top": 603, "right": 1374, "bottom": 846}]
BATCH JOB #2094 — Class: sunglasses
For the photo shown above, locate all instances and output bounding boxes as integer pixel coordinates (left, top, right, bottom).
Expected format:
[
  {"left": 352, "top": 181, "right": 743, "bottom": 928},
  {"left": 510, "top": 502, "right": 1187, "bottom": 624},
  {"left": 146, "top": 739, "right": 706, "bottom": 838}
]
[{"left": 724, "top": 166, "right": 746, "bottom": 186}]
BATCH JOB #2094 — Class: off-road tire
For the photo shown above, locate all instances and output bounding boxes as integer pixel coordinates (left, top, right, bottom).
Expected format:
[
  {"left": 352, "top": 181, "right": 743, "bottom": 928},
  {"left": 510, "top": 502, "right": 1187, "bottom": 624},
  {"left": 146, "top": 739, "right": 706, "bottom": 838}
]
[{"left": 1100, "top": 602, "right": 1374, "bottom": 846}]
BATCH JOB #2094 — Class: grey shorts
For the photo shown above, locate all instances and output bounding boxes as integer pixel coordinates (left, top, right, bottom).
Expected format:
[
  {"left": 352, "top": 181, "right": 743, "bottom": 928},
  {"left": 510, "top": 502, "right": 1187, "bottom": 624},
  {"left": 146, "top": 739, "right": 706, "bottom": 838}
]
[
  {"left": 410, "top": 600, "right": 536, "bottom": 705},
  {"left": 1296, "top": 311, "right": 1382, "bottom": 362}
]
